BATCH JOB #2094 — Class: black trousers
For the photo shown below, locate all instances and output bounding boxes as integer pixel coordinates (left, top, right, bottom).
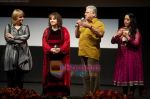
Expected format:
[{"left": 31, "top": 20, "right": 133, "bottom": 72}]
[{"left": 6, "top": 68, "right": 24, "bottom": 89}]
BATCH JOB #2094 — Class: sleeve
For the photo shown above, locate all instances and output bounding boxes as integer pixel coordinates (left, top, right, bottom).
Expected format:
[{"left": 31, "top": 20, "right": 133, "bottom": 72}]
[
  {"left": 94, "top": 21, "right": 105, "bottom": 38},
  {"left": 111, "top": 35, "right": 122, "bottom": 44},
  {"left": 14, "top": 25, "right": 30, "bottom": 41},
  {"left": 4, "top": 24, "right": 30, "bottom": 44},
  {"left": 42, "top": 28, "right": 52, "bottom": 54},
  {"left": 128, "top": 31, "right": 141, "bottom": 47},
  {"left": 111, "top": 29, "right": 122, "bottom": 44},
  {"left": 91, "top": 21, "right": 105, "bottom": 40},
  {"left": 60, "top": 27, "right": 70, "bottom": 54},
  {"left": 4, "top": 24, "right": 13, "bottom": 43},
  {"left": 98, "top": 21, "right": 105, "bottom": 35}
]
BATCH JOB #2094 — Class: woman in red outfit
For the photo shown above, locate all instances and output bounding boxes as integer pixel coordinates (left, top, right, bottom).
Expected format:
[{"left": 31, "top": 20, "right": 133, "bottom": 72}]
[
  {"left": 111, "top": 13, "right": 144, "bottom": 98},
  {"left": 42, "top": 12, "right": 70, "bottom": 97}
]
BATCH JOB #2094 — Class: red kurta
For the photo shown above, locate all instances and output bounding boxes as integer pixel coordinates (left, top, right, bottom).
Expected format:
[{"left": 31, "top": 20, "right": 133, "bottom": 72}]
[
  {"left": 42, "top": 27, "right": 70, "bottom": 96},
  {"left": 111, "top": 28, "right": 144, "bottom": 86}
]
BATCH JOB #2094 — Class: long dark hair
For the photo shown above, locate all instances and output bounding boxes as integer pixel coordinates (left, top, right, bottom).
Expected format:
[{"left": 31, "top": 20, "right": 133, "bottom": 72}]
[{"left": 125, "top": 13, "right": 137, "bottom": 36}]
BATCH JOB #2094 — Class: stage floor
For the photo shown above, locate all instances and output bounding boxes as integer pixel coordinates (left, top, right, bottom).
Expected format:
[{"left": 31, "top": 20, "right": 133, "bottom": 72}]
[{"left": 0, "top": 82, "right": 149, "bottom": 99}]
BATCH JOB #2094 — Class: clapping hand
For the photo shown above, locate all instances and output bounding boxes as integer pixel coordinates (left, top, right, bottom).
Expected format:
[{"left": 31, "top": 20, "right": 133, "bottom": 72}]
[
  {"left": 50, "top": 48, "right": 60, "bottom": 54},
  {"left": 113, "top": 29, "right": 123, "bottom": 37},
  {"left": 76, "top": 19, "right": 91, "bottom": 28}
]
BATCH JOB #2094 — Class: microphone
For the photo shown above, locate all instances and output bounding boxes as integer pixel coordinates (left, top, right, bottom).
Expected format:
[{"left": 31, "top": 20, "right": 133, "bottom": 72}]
[
  {"left": 75, "top": 17, "right": 84, "bottom": 27},
  {"left": 81, "top": 17, "right": 84, "bottom": 21}
]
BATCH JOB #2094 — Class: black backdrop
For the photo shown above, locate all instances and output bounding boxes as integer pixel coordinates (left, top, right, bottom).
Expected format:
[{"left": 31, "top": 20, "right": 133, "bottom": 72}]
[{"left": 0, "top": 6, "right": 150, "bottom": 88}]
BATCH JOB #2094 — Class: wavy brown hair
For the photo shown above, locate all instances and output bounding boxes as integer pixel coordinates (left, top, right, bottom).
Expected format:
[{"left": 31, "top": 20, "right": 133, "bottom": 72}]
[{"left": 48, "top": 12, "right": 62, "bottom": 28}]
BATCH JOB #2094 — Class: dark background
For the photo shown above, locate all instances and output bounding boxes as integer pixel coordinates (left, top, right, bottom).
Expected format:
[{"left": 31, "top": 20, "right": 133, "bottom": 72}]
[{"left": 0, "top": 1, "right": 150, "bottom": 91}]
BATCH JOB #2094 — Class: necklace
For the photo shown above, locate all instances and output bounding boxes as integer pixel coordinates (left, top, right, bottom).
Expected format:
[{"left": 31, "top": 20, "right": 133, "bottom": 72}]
[{"left": 52, "top": 27, "right": 59, "bottom": 31}]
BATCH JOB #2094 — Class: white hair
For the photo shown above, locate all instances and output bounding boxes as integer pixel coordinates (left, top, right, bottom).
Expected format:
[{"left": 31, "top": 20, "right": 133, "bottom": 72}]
[{"left": 86, "top": 5, "right": 97, "bottom": 17}]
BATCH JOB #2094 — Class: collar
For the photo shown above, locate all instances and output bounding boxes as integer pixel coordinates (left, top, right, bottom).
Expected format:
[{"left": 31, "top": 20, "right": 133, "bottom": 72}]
[{"left": 91, "top": 18, "right": 98, "bottom": 23}]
